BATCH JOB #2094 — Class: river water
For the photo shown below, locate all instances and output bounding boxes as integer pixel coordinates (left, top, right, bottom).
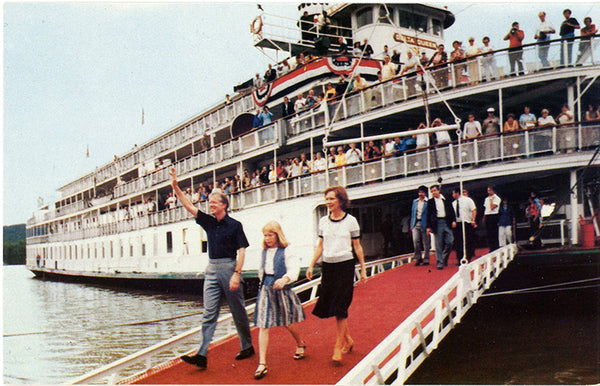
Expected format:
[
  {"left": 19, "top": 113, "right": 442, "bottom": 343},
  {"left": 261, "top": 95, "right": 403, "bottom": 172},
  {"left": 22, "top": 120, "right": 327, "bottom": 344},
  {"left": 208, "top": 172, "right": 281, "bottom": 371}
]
[
  {"left": 407, "top": 251, "right": 600, "bottom": 385},
  {"left": 3, "top": 265, "right": 218, "bottom": 384}
]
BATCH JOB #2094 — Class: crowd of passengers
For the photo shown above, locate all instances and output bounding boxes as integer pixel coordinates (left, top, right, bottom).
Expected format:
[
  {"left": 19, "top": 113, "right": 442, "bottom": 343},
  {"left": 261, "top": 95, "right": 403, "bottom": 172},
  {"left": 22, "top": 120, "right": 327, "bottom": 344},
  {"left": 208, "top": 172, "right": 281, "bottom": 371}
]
[
  {"left": 113, "top": 9, "right": 599, "bottom": 222},
  {"left": 234, "top": 8, "right": 597, "bottom": 111},
  {"left": 113, "top": 100, "right": 600, "bottom": 222},
  {"left": 233, "top": 10, "right": 598, "bottom": 135}
]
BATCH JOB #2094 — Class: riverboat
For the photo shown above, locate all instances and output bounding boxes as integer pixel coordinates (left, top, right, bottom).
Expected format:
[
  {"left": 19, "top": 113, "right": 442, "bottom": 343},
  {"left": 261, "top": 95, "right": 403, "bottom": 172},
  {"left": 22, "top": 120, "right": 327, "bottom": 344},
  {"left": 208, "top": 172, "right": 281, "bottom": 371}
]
[{"left": 26, "top": 3, "right": 600, "bottom": 295}]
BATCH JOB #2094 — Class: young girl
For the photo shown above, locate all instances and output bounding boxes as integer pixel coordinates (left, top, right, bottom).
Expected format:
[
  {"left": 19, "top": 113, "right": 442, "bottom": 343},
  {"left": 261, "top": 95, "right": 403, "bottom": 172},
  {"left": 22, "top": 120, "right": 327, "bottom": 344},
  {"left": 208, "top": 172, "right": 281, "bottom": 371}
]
[{"left": 253, "top": 221, "right": 306, "bottom": 379}]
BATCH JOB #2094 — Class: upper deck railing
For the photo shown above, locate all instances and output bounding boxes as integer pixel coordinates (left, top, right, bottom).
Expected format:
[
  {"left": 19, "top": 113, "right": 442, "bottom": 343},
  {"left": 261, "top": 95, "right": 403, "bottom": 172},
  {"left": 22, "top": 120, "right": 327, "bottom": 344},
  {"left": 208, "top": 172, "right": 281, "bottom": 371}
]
[
  {"left": 26, "top": 120, "right": 600, "bottom": 244},
  {"left": 55, "top": 36, "right": 598, "bottom": 200}
]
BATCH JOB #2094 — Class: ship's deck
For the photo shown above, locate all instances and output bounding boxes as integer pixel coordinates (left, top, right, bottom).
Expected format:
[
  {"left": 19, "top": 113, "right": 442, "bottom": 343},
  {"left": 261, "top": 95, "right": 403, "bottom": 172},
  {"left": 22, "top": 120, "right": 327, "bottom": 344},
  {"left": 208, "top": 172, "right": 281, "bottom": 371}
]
[{"left": 127, "top": 249, "right": 485, "bottom": 385}]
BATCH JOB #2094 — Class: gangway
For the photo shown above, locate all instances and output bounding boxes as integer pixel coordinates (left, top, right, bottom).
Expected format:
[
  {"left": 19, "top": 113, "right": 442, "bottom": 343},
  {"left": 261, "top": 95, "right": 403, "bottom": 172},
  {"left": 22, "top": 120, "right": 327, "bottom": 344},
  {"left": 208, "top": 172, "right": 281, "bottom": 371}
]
[{"left": 71, "top": 245, "right": 517, "bottom": 384}]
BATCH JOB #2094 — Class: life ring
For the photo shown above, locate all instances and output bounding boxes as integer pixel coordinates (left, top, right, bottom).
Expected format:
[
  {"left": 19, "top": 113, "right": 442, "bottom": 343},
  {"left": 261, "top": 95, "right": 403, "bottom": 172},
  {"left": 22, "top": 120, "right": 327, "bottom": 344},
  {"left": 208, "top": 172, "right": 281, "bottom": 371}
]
[{"left": 251, "top": 16, "right": 263, "bottom": 36}]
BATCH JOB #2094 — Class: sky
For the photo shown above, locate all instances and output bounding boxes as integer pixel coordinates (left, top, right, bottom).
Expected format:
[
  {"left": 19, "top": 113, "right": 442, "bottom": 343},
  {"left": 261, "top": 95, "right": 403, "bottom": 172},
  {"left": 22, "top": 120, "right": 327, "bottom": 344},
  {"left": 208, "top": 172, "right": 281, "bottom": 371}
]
[{"left": 3, "top": 1, "right": 598, "bottom": 226}]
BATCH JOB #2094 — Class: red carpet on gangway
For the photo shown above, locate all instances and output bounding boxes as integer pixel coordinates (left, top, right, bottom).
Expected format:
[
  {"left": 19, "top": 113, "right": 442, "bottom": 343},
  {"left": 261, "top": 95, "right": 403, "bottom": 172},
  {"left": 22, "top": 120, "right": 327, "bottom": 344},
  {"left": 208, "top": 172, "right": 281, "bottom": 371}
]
[{"left": 132, "top": 251, "right": 484, "bottom": 385}]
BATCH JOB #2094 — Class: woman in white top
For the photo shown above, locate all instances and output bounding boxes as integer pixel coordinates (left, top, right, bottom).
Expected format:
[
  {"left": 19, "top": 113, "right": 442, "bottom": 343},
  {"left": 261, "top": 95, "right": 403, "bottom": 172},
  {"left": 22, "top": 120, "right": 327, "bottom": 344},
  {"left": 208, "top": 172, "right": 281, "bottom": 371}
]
[
  {"left": 254, "top": 221, "right": 305, "bottom": 379},
  {"left": 306, "top": 186, "right": 367, "bottom": 364},
  {"left": 538, "top": 109, "right": 557, "bottom": 127}
]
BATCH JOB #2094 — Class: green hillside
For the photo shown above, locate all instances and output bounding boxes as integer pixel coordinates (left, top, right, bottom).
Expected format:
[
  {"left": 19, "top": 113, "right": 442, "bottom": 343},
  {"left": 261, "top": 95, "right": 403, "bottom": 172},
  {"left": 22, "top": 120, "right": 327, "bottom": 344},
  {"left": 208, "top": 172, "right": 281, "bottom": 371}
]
[{"left": 4, "top": 224, "right": 26, "bottom": 265}]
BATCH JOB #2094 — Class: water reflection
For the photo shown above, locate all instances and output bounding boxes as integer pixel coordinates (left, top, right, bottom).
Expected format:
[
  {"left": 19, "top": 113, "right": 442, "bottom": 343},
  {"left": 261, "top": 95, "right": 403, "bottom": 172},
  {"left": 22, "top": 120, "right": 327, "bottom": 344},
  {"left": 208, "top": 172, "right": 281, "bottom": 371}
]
[{"left": 3, "top": 266, "right": 228, "bottom": 384}]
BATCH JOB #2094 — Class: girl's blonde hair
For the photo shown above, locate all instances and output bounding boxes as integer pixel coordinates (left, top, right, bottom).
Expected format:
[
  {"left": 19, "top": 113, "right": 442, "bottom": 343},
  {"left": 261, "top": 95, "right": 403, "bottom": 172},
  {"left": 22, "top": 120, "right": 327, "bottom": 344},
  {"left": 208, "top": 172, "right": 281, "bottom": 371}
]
[{"left": 262, "top": 220, "right": 289, "bottom": 249}]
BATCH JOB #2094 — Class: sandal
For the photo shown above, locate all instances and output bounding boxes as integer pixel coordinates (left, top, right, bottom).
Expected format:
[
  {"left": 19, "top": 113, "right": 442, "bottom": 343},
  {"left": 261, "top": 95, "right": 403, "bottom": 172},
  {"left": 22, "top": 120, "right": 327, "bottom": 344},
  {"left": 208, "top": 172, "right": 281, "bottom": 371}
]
[
  {"left": 254, "top": 363, "right": 268, "bottom": 380},
  {"left": 342, "top": 337, "right": 354, "bottom": 354},
  {"left": 293, "top": 345, "right": 306, "bottom": 360}
]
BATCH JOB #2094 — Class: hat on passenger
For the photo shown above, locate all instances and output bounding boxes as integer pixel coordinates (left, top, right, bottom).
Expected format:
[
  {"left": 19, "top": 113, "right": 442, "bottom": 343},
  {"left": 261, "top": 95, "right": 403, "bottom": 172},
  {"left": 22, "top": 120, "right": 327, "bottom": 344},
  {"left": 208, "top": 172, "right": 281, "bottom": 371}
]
[{"left": 487, "top": 107, "right": 495, "bottom": 113}]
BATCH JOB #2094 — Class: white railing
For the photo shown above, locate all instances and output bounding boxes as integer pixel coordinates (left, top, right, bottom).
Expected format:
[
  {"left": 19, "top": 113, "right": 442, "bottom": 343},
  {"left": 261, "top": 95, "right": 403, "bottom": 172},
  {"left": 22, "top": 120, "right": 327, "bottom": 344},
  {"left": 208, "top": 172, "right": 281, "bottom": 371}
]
[
  {"left": 29, "top": 122, "right": 600, "bottom": 244},
  {"left": 55, "top": 36, "right": 599, "bottom": 201},
  {"left": 69, "top": 254, "right": 411, "bottom": 385},
  {"left": 337, "top": 244, "right": 517, "bottom": 385},
  {"left": 112, "top": 123, "right": 278, "bottom": 199}
]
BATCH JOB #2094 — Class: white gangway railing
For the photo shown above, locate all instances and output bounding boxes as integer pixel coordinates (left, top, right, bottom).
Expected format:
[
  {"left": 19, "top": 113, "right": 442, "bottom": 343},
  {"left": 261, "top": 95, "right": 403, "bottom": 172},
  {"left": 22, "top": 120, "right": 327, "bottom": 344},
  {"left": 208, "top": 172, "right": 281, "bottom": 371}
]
[
  {"left": 69, "top": 254, "right": 411, "bottom": 385},
  {"left": 337, "top": 244, "right": 517, "bottom": 385}
]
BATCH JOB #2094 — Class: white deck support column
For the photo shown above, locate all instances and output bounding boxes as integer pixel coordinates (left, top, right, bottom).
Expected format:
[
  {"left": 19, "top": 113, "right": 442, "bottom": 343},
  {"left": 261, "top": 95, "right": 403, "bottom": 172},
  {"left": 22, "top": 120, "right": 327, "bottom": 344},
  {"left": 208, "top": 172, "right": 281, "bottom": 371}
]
[{"left": 570, "top": 169, "right": 579, "bottom": 245}]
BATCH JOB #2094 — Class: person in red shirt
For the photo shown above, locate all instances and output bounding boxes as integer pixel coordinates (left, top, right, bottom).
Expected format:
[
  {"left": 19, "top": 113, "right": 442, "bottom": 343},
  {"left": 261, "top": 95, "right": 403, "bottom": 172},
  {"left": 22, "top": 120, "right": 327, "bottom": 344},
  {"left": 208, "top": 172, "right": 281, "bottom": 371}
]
[{"left": 503, "top": 21, "right": 525, "bottom": 76}]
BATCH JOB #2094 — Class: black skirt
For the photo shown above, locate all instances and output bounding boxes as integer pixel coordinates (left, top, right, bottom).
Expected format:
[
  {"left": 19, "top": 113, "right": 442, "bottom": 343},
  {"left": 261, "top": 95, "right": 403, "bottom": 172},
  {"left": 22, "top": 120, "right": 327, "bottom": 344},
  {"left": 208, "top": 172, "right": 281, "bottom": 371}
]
[{"left": 312, "top": 259, "right": 355, "bottom": 319}]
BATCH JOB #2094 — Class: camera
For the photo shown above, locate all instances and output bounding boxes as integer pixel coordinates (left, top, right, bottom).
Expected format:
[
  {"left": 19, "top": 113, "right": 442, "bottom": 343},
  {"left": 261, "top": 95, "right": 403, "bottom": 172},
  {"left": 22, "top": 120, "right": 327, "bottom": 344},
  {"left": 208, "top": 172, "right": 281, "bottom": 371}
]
[{"left": 511, "top": 28, "right": 517, "bottom": 34}]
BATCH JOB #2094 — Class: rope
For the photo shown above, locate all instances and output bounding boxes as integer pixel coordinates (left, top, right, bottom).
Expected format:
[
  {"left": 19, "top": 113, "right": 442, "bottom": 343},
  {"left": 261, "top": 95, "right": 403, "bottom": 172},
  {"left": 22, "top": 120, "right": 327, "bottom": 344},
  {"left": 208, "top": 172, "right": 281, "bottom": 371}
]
[
  {"left": 322, "top": 10, "right": 380, "bottom": 148},
  {"left": 480, "top": 277, "right": 600, "bottom": 298},
  {"left": 2, "top": 310, "right": 205, "bottom": 338}
]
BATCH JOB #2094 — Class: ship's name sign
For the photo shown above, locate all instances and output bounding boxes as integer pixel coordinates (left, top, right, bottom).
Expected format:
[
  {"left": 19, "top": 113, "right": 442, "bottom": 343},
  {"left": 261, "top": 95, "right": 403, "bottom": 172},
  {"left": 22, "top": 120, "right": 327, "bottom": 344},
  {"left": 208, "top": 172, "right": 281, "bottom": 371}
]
[{"left": 393, "top": 33, "right": 438, "bottom": 50}]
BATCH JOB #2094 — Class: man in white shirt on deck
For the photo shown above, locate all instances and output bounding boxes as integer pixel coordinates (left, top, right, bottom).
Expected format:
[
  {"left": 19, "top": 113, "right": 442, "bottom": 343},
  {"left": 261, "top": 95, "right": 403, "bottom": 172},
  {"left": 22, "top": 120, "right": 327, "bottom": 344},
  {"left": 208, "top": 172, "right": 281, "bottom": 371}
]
[
  {"left": 535, "top": 11, "right": 556, "bottom": 68},
  {"left": 312, "top": 152, "right": 327, "bottom": 171},
  {"left": 345, "top": 143, "right": 363, "bottom": 164},
  {"left": 483, "top": 186, "right": 501, "bottom": 251},
  {"left": 452, "top": 188, "right": 477, "bottom": 263},
  {"left": 463, "top": 114, "right": 482, "bottom": 139},
  {"left": 384, "top": 138, "right": 395, "bottom": 155},
  {"left": 400, "top": 50, "right": 420, "bottom": 94},
  {"left": 294, "top": 93, "right": 306, "bottom": 113},
  {"left": 381, "top": 55, "right": 397, "bottom": 81}
]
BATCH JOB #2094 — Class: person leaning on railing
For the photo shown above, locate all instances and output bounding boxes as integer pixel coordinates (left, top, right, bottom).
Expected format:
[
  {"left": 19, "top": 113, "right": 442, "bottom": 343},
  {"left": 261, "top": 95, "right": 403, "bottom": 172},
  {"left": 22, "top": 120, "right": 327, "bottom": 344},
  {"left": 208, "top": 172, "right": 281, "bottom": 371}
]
[
  {"left": 559, "top": 9, "right": 580, "bottom": 66},
  {"left": 502, "top": 113, "right": 520, "bottom": 155},
  {"left": 450, "top": 40, "right": 466, "bottom": 85},
  {"left": 576, "top": 17, "right": 598, "bottom": 64},
  {"left": 585, "top": 104, "right": 600, "bottom": 122}
]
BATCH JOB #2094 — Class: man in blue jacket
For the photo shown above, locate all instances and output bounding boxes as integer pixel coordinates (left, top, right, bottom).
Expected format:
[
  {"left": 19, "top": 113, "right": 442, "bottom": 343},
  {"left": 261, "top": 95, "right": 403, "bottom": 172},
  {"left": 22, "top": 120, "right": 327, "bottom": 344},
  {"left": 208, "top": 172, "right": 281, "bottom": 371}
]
[{"left": 410, "top": 185, "right": 430, "bottom": 265}]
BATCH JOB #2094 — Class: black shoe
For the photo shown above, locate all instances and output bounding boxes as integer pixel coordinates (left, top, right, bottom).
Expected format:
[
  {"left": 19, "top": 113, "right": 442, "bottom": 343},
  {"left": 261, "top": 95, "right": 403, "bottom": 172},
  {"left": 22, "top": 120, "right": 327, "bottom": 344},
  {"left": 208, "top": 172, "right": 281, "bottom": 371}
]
[
  {"left": 437, "top": 266, "right": 443, "bottom": 270},
  {"left": 181, "top": 353, "right": 207, "bottom": 369},
  {"left": 235, "top": 346, "right": 255, "bottom": 360},
  {"left": 423, "top": 260, "right": 430, "bottom": 265},
  {"left": 415, "top": 260, "right": 422, "bottom": 266}
]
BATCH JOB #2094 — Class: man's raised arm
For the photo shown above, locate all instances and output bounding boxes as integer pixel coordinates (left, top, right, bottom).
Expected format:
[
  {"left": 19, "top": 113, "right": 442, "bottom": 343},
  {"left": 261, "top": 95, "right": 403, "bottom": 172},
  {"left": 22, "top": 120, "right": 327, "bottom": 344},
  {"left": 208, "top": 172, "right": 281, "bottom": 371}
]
[{"left": 170, "top": 167, "right": 199, "bottom": 217}]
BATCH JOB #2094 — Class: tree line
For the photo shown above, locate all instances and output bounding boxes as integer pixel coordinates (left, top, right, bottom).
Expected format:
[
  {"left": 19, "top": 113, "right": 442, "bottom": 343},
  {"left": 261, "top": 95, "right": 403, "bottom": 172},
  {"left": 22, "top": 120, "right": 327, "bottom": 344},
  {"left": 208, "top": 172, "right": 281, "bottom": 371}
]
[{"left": 4, "top": 224, "right": 26, "bottom": 265}]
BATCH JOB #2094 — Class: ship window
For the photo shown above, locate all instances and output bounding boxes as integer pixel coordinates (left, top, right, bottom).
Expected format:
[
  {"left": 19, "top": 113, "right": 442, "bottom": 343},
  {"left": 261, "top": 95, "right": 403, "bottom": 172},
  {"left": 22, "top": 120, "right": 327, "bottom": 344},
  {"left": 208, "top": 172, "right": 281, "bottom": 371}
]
[
  {"left": 142, "top": 244, "right": 146, "bottom": 256},
  {"left": 356, "top": 7, "right": 373, "bottom": 29},
  {"left": 378, "top": 5, "right": 392, "bottom": 24},
  {"left": 102, "top": 243, "right": 105, "bottom": 258},
  {"left": 399, "top": 11, "right": 411, "bottom": 29},
  {"left": 130, "top": 244, "right": 134, "bottom": 257},
  {"left": 166, "top": 231, "right": 173, "bottom": 253},
  {"left": 110, "top": 241, "right": 113, "bottom": 258},
  {"left": 414, "top": 14, "right": 427, "bottom": 32},
  {"left": 399, "top": 11, "right": 427, "bottom": 33},
  {"left": 432, "top": 18, "right": 442, "bottom": 36}
]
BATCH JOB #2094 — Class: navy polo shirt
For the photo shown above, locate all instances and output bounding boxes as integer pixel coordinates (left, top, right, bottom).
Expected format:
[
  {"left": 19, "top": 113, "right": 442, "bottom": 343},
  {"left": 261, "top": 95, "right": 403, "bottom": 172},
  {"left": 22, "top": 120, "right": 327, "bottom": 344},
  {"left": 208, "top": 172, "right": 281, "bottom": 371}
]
[{"left": 195, "top": 211, "right": 249, "bottom": 259}]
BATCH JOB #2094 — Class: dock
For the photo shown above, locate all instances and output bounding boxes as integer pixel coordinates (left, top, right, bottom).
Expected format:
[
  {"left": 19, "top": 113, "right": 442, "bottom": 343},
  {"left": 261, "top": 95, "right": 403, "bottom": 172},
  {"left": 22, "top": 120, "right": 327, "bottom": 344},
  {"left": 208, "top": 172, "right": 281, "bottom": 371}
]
[{"left": 115, "top": 246, "right": 516, "bottom": 385}]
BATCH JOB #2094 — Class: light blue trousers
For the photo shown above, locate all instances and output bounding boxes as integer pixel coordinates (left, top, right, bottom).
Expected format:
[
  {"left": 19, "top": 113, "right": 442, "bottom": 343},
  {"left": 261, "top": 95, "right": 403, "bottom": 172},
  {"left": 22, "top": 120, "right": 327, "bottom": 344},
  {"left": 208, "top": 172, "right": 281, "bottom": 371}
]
[{"left": 198, "top": 259, "right": 252, "bottom": 356}]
